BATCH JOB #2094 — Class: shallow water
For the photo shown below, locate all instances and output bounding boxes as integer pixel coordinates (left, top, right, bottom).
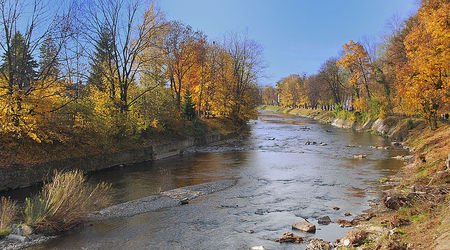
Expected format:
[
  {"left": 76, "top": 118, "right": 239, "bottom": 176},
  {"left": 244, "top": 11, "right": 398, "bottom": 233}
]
[{"left": 32, "top": 111, "right": 406, "bottom": 249}]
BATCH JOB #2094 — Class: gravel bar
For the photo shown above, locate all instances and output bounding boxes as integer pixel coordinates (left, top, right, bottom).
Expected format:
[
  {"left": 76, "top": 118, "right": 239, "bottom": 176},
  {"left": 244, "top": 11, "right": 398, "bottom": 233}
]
[{"left": 88, "top": 179, "right": 238, "bottom": 220}]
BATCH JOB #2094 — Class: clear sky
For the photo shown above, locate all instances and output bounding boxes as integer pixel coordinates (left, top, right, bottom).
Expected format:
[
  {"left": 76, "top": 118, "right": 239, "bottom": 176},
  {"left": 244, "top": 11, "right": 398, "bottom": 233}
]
[{"left": 158, "top": 0, "right": 419, "bottom": 86}]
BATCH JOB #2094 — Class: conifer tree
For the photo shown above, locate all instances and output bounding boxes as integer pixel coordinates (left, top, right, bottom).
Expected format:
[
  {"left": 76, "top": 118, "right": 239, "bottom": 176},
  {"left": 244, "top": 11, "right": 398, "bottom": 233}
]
[
  {"left": 39, "top": 35, "right": 61, "bottom": 79},
  {"left": 1, "top": 32, "right": 38, "bottom": 90},
  {"left": 182, "top": 89, "right": 196, "bottom": 121},
  {"left": 88, "top": 27, "right": 114, "bottom": 91}
]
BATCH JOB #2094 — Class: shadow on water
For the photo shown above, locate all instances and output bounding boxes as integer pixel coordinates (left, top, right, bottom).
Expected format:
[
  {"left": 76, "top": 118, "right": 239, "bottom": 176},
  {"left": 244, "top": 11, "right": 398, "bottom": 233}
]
[{"left": 25, "top": 110, "right": 409, "bottom": 249}]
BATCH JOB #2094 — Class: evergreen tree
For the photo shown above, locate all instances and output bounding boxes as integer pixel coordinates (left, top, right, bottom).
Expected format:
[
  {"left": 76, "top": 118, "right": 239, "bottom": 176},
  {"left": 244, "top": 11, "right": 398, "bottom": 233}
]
[
  {"left": 88, "top": 27, "right": 114, "bottom": 91},
  {"left": 182, "top": 89, "right": 196, "bottom": 121},
  {"left": 1, "top": 32, "right": 38, "bottom": 90},
  {"left": 39, "top": 35, "right": 60, "bottom": 79}
]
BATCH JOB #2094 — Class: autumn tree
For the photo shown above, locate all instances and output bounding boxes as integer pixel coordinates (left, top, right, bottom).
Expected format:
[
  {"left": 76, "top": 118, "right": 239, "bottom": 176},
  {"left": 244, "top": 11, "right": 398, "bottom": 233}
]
[
  {"left": 262, "top": 85, "right": 277, "bottom": 105},
  {"left": 396, "top": 0, "right": 449, "bottom": 128},
  {"left": 224, "top": 33, "right": 263, "bottom": 125},
  {"left": 276, "top": 74, "right": 306, "bottom": 108},
  {"left": 84, "top": 0, "right": 166, "bottom": 113},
  {"left": 163, "top": 21, "right": 201, "bottom": 108},
  {"left": 337, "top": 40, "right": 373, "bottom": 109},
  {"left": 0, "top": 0, "right": 73, "bottom": 142},
  {"left": 318, "top": 58, "right": 344, "bottom": 104}
]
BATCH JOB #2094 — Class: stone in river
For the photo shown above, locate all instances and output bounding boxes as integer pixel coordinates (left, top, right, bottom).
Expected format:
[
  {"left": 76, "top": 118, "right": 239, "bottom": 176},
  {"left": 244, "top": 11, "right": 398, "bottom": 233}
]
[
  {"left": 276, "top": 232, "right": 304, "bottom": 243},
  {"left": 292, "top": 221, "right": 316, "bottom": 233},
  {"left": 317, "top": 216, "right": 332, "bottom": 225}
]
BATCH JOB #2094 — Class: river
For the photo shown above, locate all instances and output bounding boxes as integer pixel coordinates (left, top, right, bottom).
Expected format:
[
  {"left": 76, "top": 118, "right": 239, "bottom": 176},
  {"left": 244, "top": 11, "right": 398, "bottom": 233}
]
[{"left": 31, "top": 110, "right": 406, "bottom": 249}]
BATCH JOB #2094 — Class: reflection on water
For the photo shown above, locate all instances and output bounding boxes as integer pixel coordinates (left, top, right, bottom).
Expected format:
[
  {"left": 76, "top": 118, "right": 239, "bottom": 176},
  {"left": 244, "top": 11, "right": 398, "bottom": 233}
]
[
  {"left": 87, "top": 152, "right": 246, "bottom": 204},
  {"left": 30, "top": 110, "right": 407, "bottom": 249}
]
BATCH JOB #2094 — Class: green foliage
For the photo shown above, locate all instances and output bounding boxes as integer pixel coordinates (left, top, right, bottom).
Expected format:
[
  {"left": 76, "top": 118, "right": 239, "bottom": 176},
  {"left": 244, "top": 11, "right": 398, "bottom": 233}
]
[
  {"left": 407, "top": 119, "right": 415, "bottom": 130},
  {"left": 0, "top": 228, "right": 11, "bottom": 238},
  {"left": 182, "top": 89, "right": 196, "bottom": 121},
  {"left": 24, "top": 197, "right": 46, "bottom": 226},
  {"left": 1, "top": 32, "right": 38, "bottom": 86}
]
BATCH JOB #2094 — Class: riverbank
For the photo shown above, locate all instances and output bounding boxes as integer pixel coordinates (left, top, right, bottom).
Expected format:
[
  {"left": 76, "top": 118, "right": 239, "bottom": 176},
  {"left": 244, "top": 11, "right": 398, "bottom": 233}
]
[
  {"left": 0, "top": 131, "right": 239, "bottom": 191},
  {"left": 260, "top": 105, "right": 450, "bottom": 249}
]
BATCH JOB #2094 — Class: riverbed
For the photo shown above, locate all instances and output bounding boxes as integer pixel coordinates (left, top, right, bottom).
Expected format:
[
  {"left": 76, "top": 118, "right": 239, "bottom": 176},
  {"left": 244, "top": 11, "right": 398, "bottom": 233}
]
[{"left": 31, "top": 111, "right": 406, "bottom": 249}]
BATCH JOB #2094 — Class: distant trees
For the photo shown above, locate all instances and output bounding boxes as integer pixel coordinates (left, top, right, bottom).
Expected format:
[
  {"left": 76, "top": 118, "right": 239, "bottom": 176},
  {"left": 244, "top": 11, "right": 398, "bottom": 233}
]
[
  {"left": 272, "top": 0, "right": 449, "bottom": 128},
  {"left": 276, "top": 74, "right": 306, "bottom": 108},
  {"left": 262, "top": 85, "right": 277, "bottom": 105}
]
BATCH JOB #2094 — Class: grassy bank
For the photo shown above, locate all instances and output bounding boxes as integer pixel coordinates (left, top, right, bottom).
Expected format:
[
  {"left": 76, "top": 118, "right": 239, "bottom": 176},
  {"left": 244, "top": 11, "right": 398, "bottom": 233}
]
[{"left": 260, "top": 105, "right": 450, "bottom": 249}]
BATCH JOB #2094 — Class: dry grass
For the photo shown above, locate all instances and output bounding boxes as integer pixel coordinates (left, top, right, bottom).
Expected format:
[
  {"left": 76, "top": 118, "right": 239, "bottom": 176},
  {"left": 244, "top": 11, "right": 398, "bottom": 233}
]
[
  {"left": 0, "top": 196, "right": 17, "bottom": 236},
  {"left": 25, "top": 170, "right": 111, "bottom": 232}
]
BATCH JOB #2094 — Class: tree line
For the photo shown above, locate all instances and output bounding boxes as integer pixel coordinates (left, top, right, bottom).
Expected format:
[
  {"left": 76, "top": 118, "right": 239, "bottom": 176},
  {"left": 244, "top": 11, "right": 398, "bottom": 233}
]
[
  {"left": 263, "top": 0, "right": 448, "bottom": 128},
  {"left": 0, "top": 0, "right": 263, "bottom": 146}
]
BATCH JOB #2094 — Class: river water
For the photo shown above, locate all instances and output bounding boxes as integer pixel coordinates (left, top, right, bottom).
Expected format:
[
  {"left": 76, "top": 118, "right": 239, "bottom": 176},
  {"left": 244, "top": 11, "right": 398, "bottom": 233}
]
[{"left": 32, "top": 111, "right": 406, "bottom": 249}]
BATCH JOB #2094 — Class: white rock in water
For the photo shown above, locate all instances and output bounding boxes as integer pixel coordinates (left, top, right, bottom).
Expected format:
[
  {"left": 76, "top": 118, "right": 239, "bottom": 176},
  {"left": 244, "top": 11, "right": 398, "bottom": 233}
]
[
  {"left": 344, "top": 239, "right": 350, "bottom": 246},
  {"left": 292, "top": 221, "right": 316, "bottom": 233}
]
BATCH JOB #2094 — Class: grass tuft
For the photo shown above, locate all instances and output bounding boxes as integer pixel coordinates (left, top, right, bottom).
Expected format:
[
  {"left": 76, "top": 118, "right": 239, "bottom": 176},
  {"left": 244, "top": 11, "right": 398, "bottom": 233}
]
[
  {"left": 0, "top": 196, "right": 17, "bottom": 235},
  {"left": 25, "top": 170, "right": 111, "bottom": 232}
]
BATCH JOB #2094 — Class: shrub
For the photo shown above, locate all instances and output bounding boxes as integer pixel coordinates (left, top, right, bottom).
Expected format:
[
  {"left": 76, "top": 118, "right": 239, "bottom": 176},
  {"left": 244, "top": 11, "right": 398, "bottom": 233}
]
[
  {"left": 0, "top": 197, "right": 17, "bottom": 236},
  {"left": 25, "top": 170, "right": 111, "bottom": 232}
]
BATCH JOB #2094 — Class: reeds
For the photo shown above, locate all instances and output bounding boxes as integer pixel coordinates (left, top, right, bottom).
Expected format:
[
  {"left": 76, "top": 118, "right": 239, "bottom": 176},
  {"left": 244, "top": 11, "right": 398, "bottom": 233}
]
[
  {"left": 25, "top": 170, "right": 111, "bottom": 232},
  {"left": 0, "top": 196, "right": 17, "bottom": 236}
]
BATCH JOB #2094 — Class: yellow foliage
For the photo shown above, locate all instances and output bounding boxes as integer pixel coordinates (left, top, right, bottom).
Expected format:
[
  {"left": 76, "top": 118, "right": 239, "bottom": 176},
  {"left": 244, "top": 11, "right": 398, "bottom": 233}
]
[
  {"left": 396, "top": 0, "right": 449, "bottom": 126},
  {"left": 337, "top": 40, "right": 372, "bottom": 99},
  {"left": 0, "top": 77, "right": 68, "bottom": 142}
]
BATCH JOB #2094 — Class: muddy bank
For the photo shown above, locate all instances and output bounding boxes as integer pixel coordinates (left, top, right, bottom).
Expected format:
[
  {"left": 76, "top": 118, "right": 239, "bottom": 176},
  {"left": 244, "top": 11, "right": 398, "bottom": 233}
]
[{"left": 0, "top": 133, "right": 237, "bottom": 191}]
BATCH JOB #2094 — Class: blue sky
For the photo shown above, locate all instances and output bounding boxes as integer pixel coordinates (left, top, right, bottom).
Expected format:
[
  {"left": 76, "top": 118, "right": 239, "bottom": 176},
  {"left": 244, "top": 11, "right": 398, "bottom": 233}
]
[{"left": 159, "top": 0, "right": 419, "bottom": 86}]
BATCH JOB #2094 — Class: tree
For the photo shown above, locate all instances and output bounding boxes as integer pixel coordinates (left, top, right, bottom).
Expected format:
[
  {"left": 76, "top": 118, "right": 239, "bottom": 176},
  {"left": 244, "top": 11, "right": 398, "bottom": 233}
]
[
  {"left": 224, "top": 33, "right": 263, "bottom": 124},
  {"left": 163, "top": 21, "right": 201, "bottom": 108},
  {"left": 262, "top": 85, "right": 277, "bottom": 105},
  {"left": 84, "top": 0, "right": 166, "bottom": 113},
  {"left": 1, "top": 32, "right": 38, "bottom": 90},
  {"left": 337, "top": 40, "right": 372, "bottom": 100},
  {"left": 0, "top": 0, "right": 75, "bottom": 142},
  {"left": 182, "top": 88, "right": 196, "bottom": 121},
  {"left": 318, "top": 58, "right": 344, "bottom": 104},
  {"left": 396, "top": 0, "right": 449, "bottom": 128},
  {"left": 39, "top": 35, "right": 61, "bottom": 80},
  {"left": 87, "top": 27, "right": 114, "bottom": 92},
  {"left": 276, "top": 74, "right": 306, "bottom": 108}
]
